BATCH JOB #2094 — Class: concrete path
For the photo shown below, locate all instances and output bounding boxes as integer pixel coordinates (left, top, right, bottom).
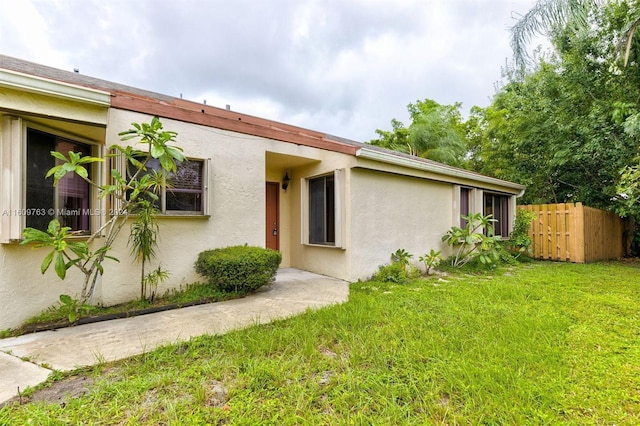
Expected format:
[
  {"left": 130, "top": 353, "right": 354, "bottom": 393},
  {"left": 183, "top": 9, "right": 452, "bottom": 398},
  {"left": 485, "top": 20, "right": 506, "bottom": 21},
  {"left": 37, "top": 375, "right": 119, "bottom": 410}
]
[{"left": 0, "top": 269, "right": 349, "bottom": 404}]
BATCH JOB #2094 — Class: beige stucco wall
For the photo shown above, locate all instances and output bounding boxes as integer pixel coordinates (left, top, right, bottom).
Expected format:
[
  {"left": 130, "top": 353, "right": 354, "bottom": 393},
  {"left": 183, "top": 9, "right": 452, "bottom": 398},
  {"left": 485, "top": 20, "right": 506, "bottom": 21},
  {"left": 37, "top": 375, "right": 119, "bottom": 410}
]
[
  {"left": 348, "top": 168, "right": 454, "bottom": 280},
  {"left": 0, "top": 83, "right": 524, "bottom": 330},
  {"left": 0, "top": 244, "right": 89, "bottom": 328},
  {"left": 0, "top": 105, "right": 358, "bottom": 329},
  {"left": 286, "top": 152, "right": 356, "bottom": 281}
]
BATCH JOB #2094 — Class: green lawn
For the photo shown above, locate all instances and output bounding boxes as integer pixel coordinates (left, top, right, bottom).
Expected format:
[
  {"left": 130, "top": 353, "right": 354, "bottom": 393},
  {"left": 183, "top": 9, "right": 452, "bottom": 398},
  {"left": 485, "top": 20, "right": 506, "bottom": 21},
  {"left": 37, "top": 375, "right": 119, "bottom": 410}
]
[{"left": 1, "top": 262, "right": 639, "bottom": 424}]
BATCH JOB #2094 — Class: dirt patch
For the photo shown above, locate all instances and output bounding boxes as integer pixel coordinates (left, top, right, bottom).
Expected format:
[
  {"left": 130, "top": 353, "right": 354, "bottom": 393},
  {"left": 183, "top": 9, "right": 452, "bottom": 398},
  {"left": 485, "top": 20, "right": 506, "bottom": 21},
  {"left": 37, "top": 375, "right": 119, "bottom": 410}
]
[
  {"left": 204, "top": 379, "right": 228, "bottom": 408},
  {"left": 2, "top": 375, "right": 94, "bottom": 407}
]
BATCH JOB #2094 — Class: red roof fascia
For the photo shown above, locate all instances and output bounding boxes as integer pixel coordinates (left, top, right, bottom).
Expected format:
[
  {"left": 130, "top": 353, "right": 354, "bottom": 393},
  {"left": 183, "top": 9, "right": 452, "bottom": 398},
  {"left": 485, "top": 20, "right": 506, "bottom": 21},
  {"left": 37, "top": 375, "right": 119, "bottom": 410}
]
[{"left": 111, "top": 91, "right": 358, "bottom": 156}]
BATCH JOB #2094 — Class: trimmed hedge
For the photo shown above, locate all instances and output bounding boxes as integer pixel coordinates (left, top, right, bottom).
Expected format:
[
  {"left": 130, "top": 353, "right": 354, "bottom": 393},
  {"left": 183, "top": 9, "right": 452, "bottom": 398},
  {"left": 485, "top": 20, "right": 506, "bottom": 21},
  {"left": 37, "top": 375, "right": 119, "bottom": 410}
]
[{"left": 194, "top": 245, "right": 282, "bottom": 293}]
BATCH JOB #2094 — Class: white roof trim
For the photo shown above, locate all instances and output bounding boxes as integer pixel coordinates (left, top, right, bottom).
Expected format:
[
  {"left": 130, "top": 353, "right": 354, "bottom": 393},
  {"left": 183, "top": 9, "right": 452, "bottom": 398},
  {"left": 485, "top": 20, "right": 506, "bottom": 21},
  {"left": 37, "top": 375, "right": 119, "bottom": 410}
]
[
  {"left": 355, "top": 147, "right": 526, "bottom": 193},
  {"left": 0, "top": 68, "right": 111, "bottom": 106}
]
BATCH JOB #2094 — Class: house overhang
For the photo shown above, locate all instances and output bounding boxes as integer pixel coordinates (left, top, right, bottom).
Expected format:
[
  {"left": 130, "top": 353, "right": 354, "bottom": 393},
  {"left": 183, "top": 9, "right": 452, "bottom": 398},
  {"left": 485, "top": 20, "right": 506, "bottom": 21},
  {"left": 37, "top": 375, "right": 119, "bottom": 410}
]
[
  {"left": 0, "top": 68, "right": 111, "bottom": 107},
  {"left": 355, "top": 146, "right": 526, "bottom": 196}
]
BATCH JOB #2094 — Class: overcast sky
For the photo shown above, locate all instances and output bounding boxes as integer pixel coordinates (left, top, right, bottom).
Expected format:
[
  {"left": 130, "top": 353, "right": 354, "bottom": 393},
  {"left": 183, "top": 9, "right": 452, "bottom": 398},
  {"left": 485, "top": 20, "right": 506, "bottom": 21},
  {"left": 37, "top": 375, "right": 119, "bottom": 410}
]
[{"left": 0, "top": 0, "right": 542, "bottom": 142}]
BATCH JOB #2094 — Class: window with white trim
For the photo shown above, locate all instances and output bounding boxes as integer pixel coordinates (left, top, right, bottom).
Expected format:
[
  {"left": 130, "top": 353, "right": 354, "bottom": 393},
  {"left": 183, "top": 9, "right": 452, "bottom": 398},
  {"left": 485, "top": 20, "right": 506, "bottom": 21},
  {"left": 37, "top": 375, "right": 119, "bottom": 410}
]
[
  {"left": 303, "top": 169, "right": 345, "bottom": 248},
  {"left": 26, "top": 128, "right": 94, "bottom": 234},
  {"left": 309, "top": 174, "right": 335, "bottom": 245},
  {"left": 126, "top": 156, "right": 207, "bottom": 215},
  {"left": 460, "top": 187, "right": 471, "bottom": 228}
]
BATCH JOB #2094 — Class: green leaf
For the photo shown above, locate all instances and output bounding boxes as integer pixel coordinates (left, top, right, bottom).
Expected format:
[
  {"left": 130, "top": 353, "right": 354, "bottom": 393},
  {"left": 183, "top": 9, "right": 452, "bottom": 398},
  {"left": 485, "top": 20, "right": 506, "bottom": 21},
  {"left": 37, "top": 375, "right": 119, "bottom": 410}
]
[
  {"left": 150, "top": 144, "right": 164, "bottom": 158},
  {"left": 54, "top": 253, "right": 67, "bottom": 280},
  {"left": 54, "top": 167, "right": 67, "bottom": 182},
  {"left": 47, "top": 220, "right": 61, "bottom": 235},
  {"left": 59, "top": 294, "right": 73, "bottom": 304},
  {"left": 21, "top": 227, "right": 52, "bottom": 245},
  {"left": 165, "top": 145, "right": 185, "bottom": 162},
  {"left": 128, "top": 156, "right": 145, "bottom": 170},
  {"left": 75, "top": 166, "right": 89, "bottom": 179},
  {"left": 68, "top": 242, "right": 89, "bottom": 257},
  {"left": 55, "top": 239, "right": 68, "bottom": 252},
  {"left": 50, "top": 151, "right": 67, "bottom": 161},
  {"left": 45, "top": 167, "right": 59, "bottom": 178},
  {"left": 77, "top": 156, "right": 103, "bottom": 164},
  {"left": 41, "top": 251, "right": 55, "bottom": 274}
]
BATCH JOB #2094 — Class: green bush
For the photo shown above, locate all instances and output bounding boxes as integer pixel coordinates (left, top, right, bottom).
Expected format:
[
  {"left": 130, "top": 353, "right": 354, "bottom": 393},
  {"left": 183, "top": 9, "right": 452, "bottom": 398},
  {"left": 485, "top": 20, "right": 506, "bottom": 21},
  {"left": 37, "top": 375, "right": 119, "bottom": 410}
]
[
  {"left": 195, "top": 245, "right": 282, "bottom": 293},
  {"left": 371, "top": 262, "right": 409, "bottom": 284},
  {"left": 508, "top": 209, "right": 536, "bottom": 258}
]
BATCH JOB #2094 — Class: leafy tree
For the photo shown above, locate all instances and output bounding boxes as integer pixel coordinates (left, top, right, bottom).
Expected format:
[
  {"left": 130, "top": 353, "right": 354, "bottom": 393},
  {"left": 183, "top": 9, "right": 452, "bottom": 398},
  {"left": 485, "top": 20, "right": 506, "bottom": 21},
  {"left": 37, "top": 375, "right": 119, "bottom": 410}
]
[
  {"left": 509, "top": 0, "right": 640, "bottom": 70},
  {"left": 468, "top": 1, "right": 640, "bottom": 213},
  {"left": 21, "top": 117, "right": 184, "bottom": 305},
  {"left": 370, "top": 99, "right": 467, "bottom": 166}
]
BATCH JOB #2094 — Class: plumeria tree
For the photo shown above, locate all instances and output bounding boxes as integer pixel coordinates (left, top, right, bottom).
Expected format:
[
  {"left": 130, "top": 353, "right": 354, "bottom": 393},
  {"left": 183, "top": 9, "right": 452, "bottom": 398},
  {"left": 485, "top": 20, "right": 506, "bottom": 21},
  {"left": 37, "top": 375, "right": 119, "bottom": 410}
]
[
  {"left": 21, "top": 117, "right": 184, "bottom": 305},
  {"left": 442, "top": 213, "right": 502, "bottom": 267}
]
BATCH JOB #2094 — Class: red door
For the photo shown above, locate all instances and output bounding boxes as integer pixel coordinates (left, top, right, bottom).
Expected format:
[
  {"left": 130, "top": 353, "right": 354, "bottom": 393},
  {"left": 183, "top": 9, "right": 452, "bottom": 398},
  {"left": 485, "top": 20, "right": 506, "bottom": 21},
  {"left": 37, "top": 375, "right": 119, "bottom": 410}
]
[{"left": 266, "top": 182, "right": 279, "bottom": 250}]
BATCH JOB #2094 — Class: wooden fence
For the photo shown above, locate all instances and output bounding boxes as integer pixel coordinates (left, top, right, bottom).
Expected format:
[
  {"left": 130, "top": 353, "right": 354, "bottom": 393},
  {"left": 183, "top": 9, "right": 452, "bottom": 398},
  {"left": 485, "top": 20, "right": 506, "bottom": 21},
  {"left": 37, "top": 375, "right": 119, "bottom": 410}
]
[{"left": 518, "top": 203, "right": 624, "bottom": 263}]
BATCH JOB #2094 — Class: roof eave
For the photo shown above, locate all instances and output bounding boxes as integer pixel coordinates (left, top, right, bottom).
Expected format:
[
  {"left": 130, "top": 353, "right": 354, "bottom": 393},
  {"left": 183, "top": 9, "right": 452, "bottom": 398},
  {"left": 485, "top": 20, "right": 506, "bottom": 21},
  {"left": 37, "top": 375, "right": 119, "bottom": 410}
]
[
  {"left": 0, "top": 68, "right": 111, "bottom": 106},
  {"left": 355, "top": 147, "right": 526, "bottom": 194}
]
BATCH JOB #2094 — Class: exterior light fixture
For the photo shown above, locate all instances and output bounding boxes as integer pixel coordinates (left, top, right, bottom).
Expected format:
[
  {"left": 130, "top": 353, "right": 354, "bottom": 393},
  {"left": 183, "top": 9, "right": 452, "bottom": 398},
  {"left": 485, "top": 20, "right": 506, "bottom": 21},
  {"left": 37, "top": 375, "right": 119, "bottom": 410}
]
[{"left": 283, "top": 172, "right": 291, "bottom": 191}]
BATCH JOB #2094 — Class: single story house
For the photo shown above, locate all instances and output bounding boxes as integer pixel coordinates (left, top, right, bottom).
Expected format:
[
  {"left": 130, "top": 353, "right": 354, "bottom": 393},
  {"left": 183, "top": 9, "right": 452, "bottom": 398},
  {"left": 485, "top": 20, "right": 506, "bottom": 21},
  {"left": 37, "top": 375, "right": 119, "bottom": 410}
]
[{"left": 0, "top": 55, "right": 525, "bottom": 330}]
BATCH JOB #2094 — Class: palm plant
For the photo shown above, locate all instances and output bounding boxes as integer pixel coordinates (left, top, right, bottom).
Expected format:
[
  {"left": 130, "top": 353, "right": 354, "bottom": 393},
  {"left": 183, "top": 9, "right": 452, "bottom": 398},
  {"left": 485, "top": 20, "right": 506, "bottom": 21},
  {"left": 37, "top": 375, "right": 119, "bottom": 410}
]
[
  {"left": 510, "top": 0, "right": 639, "bottom": 68},
  {"left": 128, "top": 199, "right": 159, "bottom": 301}
]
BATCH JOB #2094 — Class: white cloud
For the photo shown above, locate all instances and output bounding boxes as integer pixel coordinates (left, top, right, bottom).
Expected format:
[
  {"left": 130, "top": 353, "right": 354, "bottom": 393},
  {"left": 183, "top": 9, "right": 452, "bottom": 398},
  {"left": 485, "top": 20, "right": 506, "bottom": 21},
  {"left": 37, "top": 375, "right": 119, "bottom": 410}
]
[{"left": 0, "top": 0, "right": 543, "bottom": 142}]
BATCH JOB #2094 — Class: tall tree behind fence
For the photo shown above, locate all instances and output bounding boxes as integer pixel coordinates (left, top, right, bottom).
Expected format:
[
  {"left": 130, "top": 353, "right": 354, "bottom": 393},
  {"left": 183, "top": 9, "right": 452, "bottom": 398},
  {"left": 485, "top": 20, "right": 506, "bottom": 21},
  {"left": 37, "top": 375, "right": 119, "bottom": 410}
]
[{"left": 518, "top": 203, "right": 623, "bottom": 263}]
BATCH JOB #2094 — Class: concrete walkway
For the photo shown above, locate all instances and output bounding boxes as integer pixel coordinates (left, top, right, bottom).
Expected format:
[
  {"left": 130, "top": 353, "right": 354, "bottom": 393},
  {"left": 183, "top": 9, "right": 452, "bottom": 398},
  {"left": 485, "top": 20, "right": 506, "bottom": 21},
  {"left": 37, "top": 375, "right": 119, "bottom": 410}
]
[{"left": 0, "top": 269, "right": 349, "bottom": 404}]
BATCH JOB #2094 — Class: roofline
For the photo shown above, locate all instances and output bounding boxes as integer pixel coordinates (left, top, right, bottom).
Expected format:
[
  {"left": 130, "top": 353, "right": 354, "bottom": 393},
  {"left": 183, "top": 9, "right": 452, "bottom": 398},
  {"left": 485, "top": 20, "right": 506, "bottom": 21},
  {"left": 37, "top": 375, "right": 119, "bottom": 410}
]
[
  {"left": 0, "top": 56, "right": 526, "bottom": 194},
  {"left": 0, "top": 68, "right": 111, "bottom": 106},
  {"left": 110, "top": 91, "right": 359, "bottom": 155},
  {"left": 356, "top": 147, "right": 527, "bottom": 194}
]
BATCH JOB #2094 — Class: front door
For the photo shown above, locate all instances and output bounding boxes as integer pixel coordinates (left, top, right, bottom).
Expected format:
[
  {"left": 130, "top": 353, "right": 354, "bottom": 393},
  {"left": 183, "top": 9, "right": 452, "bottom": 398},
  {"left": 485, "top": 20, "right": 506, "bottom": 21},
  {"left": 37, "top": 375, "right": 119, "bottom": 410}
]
[{"left": 266, "top": 182, "right": 279, "bottom": 250}]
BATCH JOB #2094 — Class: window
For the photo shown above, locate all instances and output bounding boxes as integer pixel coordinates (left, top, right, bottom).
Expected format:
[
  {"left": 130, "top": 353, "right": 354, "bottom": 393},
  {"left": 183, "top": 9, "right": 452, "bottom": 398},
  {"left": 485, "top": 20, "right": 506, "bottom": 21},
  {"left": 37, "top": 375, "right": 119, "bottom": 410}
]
[
  {"left": 126, "top": 157, "right": 206, "bottom": 214},
  {"left": 167, "top": 160, "right": 204, "bottom": 212},
  {"left": 483, "top": 192, "right": 510, "bottom": 237},
  {"left": 460, "top": 187, "right": 471, "bottom": 228},
  {"left": 26, "top": 128, "right": 92, "bottom": 233},
  {"left": 309, "top": 174, "right": 335, "bottom": 245}
]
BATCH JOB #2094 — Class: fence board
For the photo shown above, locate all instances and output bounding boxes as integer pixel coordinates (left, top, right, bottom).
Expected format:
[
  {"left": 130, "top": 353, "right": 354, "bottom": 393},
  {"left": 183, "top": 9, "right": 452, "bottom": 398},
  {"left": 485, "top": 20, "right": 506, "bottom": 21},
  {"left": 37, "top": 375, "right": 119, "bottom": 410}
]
[
  {"left": 550, "top": 203, "right": 557, "bottom": 260},
  {"left": 517, "top": 202, "right": 622, "bottom": 263}
]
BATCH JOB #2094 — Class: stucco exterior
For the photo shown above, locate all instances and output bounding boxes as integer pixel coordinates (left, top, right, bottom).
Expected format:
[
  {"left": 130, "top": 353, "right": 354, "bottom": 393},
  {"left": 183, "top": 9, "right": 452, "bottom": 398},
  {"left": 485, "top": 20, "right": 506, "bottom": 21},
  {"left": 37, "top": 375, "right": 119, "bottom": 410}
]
[
  {"left": 349, "top": 168, "right": 454, "bottom": 280},
  {"left": 0, "top": 55, "right": 525, "bottom": 330}
]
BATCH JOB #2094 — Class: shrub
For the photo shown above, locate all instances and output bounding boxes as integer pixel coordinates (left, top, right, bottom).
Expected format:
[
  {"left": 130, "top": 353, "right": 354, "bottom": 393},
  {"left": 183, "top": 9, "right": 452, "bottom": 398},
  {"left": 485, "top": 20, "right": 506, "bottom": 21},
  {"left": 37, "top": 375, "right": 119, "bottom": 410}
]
[
  {"left": 371, "top": 262, "right": 408, "bottom": 284},
  {"left": 195, "top": 245, "right": 282, "bottom": 293},
  {"left": 508, "top": 209, "right": 536, "bottom": 258},
  {"left": 391, "top": 249, "right": 413, "bottom": 268},
  {"left": 419, "top": 249, "right": 442, "bottom": 275},
  {"left": 442, "top": 212, "right": 502, "bottom": 267}
]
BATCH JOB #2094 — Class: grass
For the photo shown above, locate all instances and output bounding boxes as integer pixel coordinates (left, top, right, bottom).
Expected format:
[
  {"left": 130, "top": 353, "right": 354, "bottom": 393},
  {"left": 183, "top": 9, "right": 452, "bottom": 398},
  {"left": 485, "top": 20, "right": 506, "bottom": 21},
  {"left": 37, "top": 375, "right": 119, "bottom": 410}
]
[{"left": 1, "top": 261, "right": 639, "bottom": 424}]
